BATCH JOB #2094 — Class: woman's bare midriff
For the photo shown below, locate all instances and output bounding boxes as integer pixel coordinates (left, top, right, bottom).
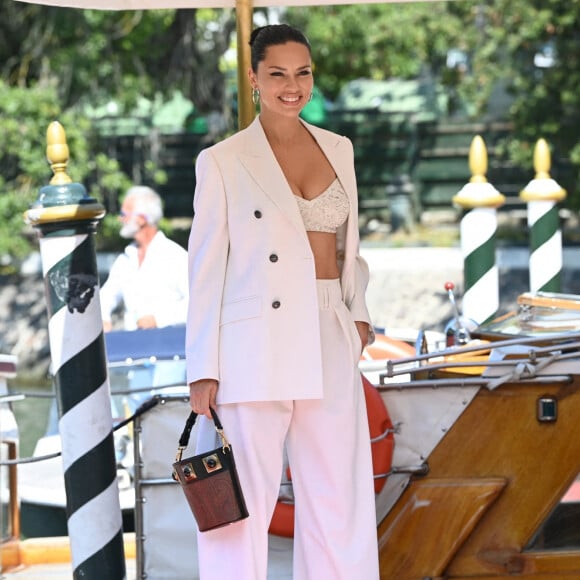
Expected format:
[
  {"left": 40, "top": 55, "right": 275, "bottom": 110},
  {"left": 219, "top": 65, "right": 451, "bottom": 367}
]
[{"left": 307, "top": 231, "right": 341, "bottom": 279}]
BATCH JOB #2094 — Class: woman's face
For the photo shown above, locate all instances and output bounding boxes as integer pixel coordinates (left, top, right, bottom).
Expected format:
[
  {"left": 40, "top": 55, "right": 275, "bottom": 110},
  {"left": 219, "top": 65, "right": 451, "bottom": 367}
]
[{"left": 249, "top": 41, "right": 313, "bottom": 118}]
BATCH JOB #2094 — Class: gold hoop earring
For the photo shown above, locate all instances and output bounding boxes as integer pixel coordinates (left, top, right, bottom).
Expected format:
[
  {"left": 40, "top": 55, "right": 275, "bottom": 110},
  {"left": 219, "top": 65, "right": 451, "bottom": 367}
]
[{"left": 252, "top": 88, "right": 260, "bottom": 105}]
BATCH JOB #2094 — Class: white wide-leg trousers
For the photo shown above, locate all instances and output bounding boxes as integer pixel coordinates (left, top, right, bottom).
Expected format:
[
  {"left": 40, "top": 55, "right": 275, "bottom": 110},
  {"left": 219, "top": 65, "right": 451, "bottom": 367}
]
[{"left": 196, "top": 279, "right": 379, "bottom": 580}]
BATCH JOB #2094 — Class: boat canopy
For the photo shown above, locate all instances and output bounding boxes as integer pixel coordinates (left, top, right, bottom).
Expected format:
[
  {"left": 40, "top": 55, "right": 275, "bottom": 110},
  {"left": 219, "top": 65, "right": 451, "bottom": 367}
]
[{"left": 104, "top": 325, "right": 186, "bottom": 363}]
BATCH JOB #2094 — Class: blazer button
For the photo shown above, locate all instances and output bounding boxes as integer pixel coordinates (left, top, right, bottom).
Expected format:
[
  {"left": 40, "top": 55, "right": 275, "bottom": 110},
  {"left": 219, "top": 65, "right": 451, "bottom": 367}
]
[
  {"left": 254, "top": 210, "right": 262, "bottom": 218},
  {"left": 272, "top": 300, "right": 281, "bottom": 309},
  {"left": 269, "top": 254, "right": 278, "bottom": 263}
]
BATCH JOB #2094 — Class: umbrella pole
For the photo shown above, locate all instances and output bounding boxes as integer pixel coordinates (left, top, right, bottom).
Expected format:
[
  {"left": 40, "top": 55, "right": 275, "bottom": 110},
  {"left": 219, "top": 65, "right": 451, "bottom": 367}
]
[{"left": 236, "top": 0, "right": 255, "bottom": 130}]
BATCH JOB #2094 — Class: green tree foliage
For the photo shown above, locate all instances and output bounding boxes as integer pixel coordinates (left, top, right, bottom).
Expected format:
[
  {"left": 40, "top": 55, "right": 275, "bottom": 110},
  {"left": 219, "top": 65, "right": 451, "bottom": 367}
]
[
  {"left": 285, "top": 3, "right": 467, "bottom": 100},
  {"left": 1, "top": 0, "right": 578, "bottom": 225},
  {"left": 1, "top": 5, "right": 238, "bottom": 266},
  {"left": 286, "top": 0, "right": 579, "bottom": 208},
  {"left": 1, "top": 3, "right": 236, "bottom": 114},
  {"left": 458, "top": 0, "right": 579, "bottom": 206},
  {"left": 0, "top": 80, "right": 133, "bottom": 270}
]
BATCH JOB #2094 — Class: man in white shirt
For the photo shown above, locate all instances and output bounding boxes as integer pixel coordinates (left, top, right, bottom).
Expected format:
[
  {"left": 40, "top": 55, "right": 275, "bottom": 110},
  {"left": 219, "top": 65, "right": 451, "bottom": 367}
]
[{"left": 100, "top": 186, "right": 188, "bottom": 332}]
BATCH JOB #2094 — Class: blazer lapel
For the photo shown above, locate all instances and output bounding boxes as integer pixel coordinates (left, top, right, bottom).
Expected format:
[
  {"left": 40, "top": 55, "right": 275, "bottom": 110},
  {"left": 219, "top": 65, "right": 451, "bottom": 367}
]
[
  {"left": 301, "top": 121, "right": 358, "bottom": 210},
  {"left": 238, "top": 118, "right": 308, "bottom": 239},
  {"left": 303, "top": 121, "right": 359, "bottom": 252},
  {"left": 301, "top": 121, "right": 360, "bottom": 298},
  {"left": 237, "top": 118, "right": 357, "bottom": 242}
]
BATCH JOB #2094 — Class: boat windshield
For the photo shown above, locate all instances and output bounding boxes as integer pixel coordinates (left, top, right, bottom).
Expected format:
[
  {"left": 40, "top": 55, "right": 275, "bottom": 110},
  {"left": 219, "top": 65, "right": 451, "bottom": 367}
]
[{"left": 526, "top": 474, "right": 580, "bottom": 550}]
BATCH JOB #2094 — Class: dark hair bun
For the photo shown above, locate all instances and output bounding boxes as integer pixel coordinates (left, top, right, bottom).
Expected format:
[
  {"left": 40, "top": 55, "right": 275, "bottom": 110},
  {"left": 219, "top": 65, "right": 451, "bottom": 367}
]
[
  {"left": 249, "top": 26, "right": 266, "bottom": 46},
  {"left": 248, "top": 24, "right": 311, "bottom": 71}
]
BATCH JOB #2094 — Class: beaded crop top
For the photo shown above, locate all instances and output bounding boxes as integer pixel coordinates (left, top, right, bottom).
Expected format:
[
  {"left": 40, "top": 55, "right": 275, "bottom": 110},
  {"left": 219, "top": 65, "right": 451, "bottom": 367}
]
[{"left": 294, "top": 178, "right": 350, "bottom": 233}]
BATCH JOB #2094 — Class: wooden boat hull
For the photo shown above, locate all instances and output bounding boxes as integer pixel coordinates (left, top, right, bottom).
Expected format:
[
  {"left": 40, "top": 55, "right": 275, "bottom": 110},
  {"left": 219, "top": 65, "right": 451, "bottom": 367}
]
[{"left": 378, "top": 369, "right": 580, "bottom": 578}]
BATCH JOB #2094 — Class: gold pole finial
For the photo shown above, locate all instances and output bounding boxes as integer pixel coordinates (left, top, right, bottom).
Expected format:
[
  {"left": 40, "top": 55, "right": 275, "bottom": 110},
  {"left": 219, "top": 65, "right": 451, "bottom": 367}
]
[
  {"left": 469, "top": 135, "right": 488, "bottom": 184},
  {"left": 520, "top": 137, "right": 566, "bottom": 202},
  {"left": 533, "top": 138, "right": 551, "bottom": 180},
  {"left": 46, "top": 121, "right": 72, "bottom": 186},
  {"left": 453, "top": 134, "right": 504, "bottom": 209}
]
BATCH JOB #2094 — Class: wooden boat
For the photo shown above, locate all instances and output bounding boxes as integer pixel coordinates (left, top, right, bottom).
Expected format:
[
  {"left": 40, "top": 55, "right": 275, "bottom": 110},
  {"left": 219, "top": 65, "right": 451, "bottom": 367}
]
[
  {"left": 374, "top": 294, "right": 580, "bottom": 579},
  {"left": 2, "top": 292, "right": 580, "bottom": 578}
]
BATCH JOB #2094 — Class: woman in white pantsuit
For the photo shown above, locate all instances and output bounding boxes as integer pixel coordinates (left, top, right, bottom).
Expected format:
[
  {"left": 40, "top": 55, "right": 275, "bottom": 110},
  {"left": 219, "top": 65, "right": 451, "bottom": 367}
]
[{"left": 186, "top": 24, "right": 380, "bottom": 579}]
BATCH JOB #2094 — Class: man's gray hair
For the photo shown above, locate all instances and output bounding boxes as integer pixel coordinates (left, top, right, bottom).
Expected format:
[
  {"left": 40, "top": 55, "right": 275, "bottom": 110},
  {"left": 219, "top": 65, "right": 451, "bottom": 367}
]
[{"left": 124, "top": 186, "right": 164, "bottom": 225}]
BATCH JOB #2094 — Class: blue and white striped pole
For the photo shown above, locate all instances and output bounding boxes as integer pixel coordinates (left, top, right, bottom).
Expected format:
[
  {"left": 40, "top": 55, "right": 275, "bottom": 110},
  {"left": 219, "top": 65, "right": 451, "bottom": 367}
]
[
  {"left": 24, "top": 122, "right": 125, "bottom": 579},
  {"left": 453, "top": 135, "right": 505, "bottom": 325},
  {"left": 520, "top": 138, "right": 567, "bottom": 293}
]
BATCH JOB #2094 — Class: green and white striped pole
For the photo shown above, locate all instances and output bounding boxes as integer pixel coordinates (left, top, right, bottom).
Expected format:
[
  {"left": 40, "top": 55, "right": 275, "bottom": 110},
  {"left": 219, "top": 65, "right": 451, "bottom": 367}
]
[
  {"left": 453, "top": 135, "right": 505, "bottom": 325},
  {"left": 24, "top": 122, "right": 126, "bottom": 579},
  {"left": 520, "top": 138, "right": 567, "bottom": 293}
]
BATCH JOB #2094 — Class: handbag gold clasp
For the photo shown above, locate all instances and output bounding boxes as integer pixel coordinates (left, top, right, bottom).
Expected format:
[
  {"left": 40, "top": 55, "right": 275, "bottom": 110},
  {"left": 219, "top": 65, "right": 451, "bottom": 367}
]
[
  {"left": 175, "top": 446, "right": 186, "bottom": 462},
  {"left": 216, "top": 428, "right": 231, "bottom": 452}
]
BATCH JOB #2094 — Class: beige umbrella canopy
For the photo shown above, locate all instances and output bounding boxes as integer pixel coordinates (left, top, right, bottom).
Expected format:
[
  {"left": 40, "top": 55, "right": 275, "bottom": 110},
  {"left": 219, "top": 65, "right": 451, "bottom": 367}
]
[
  {"left": 15, "top": 0, "right": 441, "bottom": 8},
  {"left": 14, "top": 0, "right": 449, "bottom": 127}
]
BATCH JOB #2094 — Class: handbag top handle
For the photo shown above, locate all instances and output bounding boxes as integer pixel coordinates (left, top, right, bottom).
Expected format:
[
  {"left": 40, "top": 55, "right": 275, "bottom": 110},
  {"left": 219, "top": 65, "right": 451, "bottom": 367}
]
[
  {"left": 175, "top": 408, "right": 229, "bottom": 463},
  {"left": 178, "top": 408, "right": 223, "bottom": 447}
]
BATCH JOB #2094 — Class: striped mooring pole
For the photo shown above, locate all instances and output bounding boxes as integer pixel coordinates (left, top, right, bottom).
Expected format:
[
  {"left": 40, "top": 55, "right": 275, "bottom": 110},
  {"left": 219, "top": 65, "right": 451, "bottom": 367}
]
[
  {"left": 520, "top": 138, "right": 567, "bottom": 293},
  {"left": 453, "top": 135, "right": 505, "bottom": 325},
  {"left": 24, "top": 122, "right": 126, "bottom": 579}
]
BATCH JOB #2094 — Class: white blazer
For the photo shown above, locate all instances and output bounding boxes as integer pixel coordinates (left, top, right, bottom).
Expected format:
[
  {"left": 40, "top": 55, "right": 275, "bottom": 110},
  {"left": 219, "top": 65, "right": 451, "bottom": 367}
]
[{"left": 186, "top": 117, "right": 373, "bottom": 404}]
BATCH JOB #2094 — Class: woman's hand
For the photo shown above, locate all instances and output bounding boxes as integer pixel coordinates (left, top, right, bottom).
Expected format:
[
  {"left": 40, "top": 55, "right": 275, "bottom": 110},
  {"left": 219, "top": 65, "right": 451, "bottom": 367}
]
[
  {"left": 189, "top": 379, "right": 218, "bottom": 419},
  {"left": 354, "top": 321, "right": 370, "bottom": 354}
]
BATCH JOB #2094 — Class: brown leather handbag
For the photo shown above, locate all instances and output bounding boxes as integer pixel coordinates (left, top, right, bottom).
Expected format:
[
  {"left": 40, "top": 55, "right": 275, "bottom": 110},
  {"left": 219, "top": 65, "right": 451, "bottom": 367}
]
[{"left": 172, "top": 408, "right": 249, "bottom": 532}]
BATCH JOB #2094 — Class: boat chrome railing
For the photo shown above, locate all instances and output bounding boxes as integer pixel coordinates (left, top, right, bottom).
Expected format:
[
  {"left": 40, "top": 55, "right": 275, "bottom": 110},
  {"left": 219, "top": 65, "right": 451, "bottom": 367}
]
[
  {"left": 384, "top": 348, "right": 580, "bottom": 378},
  {"left": 374, "top": 463, "right": 430, "bottom": 481},
  {"left": 376, "top": 375, "right": 574, "bottom": 390},
  {"left": 386, "top": 330, "right": 580, "bottom": 371},
  {"left": 375, "top": 334, "right": 580, "bottom": 389}
]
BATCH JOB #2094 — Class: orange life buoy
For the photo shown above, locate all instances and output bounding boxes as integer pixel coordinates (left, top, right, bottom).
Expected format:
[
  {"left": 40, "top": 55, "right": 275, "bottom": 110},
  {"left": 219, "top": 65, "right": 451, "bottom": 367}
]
[
  {"left": 361, "top": 332, "right": 415, "bottom": 361},
  {"left": 268, "top": 500, "right": 295, "bottom": 538},
  {"left": 268, "top": 375, "right": 395, "bottom": 538},
  {"left": 362, "top": 374, "right": 395, "bottom": 494}
]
